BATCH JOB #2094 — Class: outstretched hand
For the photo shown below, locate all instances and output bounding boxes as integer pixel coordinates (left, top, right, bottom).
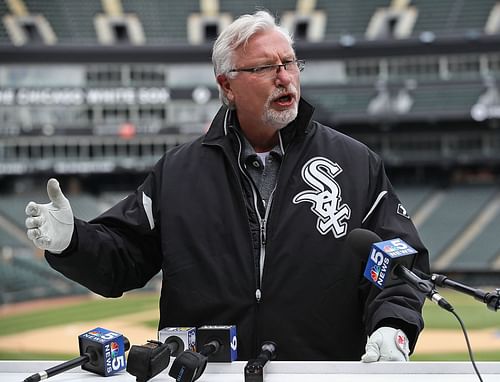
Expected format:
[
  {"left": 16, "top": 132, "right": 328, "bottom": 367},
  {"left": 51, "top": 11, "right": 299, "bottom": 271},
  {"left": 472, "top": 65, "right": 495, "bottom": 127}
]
[{"left": 25, "top": 178, "right": 74, "bottom": 253}]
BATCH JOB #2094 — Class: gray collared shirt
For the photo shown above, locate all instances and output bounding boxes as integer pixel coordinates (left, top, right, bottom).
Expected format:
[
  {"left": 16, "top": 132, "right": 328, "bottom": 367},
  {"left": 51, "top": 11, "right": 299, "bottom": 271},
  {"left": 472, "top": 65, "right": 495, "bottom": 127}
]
[{"left": 241, "top": 135, "right": 283, "bottom": 207}]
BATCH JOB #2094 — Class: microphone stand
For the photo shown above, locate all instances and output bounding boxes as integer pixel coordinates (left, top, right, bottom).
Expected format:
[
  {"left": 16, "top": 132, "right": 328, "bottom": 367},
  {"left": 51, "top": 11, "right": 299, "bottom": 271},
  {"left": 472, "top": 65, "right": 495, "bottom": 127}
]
[
  {"left": 428, "top": 273, "right": 499, "bottom": 312},
  {"left": 393, "top": 265, "right": 454, "bottom": 312}
]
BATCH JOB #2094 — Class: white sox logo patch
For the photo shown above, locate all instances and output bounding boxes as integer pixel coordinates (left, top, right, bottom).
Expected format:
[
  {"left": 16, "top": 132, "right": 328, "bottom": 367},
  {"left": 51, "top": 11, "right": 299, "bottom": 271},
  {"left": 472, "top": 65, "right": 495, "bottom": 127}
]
[{"left": 293, "top": 157, "right": 351, "bottom": 238}]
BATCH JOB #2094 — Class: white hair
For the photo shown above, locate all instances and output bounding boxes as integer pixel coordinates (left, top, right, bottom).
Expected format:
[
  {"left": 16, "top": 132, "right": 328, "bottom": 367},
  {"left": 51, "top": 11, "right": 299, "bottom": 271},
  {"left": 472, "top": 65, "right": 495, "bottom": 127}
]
[{"left": 212, "top": 10, "right": 294, "bottom": 107}]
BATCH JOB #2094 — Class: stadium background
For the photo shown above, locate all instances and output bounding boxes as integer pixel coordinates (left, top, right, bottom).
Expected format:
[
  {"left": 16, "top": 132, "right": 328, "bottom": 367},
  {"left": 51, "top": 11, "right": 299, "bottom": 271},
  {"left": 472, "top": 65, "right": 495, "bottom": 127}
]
[{"left": 0, "top": 0, "right": 499, "bottom": 360}]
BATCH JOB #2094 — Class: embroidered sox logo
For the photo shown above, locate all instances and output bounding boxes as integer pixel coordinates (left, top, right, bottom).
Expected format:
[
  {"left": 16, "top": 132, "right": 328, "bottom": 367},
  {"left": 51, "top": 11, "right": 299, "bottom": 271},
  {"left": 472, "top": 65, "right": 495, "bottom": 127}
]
[{"left": 293, "top": 157, "right": 351, "bottom": 238}]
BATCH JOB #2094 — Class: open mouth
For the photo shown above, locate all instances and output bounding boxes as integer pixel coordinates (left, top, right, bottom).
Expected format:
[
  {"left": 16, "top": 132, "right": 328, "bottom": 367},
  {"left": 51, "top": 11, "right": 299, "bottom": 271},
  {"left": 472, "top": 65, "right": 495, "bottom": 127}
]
[{"left": 273, "top": 93, "right": 295, "bottom": 106}]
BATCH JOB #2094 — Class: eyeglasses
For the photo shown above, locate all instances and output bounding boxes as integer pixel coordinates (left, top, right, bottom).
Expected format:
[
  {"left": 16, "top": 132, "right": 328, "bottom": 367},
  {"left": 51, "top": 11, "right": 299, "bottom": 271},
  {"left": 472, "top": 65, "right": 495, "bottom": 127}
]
[{"left": 228, "top": 59, "right": 306, "bottom": 76}]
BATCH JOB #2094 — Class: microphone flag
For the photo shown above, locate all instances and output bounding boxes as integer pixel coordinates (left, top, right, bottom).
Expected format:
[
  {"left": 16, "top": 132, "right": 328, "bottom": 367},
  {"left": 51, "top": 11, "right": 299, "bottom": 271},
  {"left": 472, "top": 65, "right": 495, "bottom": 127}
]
[
  {"left": 78, "top": 327, "right": 128, "bottom": 376},
  {"left": 363, "top": 238, "right": 417, "bottom": 289}
]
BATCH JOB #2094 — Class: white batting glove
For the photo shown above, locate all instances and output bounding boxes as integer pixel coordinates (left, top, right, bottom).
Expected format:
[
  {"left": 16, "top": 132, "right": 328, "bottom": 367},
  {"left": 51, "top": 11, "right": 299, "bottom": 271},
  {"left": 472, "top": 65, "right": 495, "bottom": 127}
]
[
  {"left": 361, "top": 327, "right": 409, "bottom": 362},
  {"left": 25, "top": 178, "right": 74, "bottom": 254}
]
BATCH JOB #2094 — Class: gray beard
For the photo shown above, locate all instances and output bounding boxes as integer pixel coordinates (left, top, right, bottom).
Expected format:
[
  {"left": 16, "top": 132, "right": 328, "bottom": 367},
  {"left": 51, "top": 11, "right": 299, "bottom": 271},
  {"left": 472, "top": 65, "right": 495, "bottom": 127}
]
[{"left": 262, "top": 101, "right": 298, "bottom": 129}]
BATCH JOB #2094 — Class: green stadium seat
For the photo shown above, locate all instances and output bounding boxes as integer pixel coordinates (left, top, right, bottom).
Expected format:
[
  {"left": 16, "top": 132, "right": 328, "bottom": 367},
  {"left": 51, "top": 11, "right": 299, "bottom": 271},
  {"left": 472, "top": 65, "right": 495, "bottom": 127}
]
[
  {"left": 448, "top": 191, "right": 500, "bottom": 270},
  {"left": 418, "top": 184, "right": 497, "bottom": 264}
]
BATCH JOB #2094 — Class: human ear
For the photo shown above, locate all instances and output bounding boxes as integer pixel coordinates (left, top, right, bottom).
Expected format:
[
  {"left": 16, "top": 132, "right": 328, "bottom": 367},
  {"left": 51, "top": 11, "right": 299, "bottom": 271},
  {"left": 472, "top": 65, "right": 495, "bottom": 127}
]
[{"left": 217, "top": 74, "right": 234, "bottom": 102}]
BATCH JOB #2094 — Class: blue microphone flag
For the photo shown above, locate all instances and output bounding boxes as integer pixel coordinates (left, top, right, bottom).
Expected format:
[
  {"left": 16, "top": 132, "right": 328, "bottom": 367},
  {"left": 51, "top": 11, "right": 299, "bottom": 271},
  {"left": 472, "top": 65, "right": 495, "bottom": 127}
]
[
  {"left": 78, "top": 327, "right": 127, "bottom": 376},
  {"left": 363, "top": 238, "right": 417, "bottom": 289}
]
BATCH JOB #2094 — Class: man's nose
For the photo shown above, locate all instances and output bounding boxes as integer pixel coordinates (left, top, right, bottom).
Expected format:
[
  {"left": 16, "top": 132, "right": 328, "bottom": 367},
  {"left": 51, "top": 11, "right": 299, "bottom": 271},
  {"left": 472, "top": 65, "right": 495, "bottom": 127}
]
[{"left": 275, "top": 65, "right": 292, "bottom": 86}]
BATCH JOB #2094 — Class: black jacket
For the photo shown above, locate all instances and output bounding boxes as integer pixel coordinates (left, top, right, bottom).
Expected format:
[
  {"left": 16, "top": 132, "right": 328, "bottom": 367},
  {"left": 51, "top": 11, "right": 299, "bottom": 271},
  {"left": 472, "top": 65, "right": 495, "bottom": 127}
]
[{"left": 46, "top": 99, "right": 429, "bottom": 360}]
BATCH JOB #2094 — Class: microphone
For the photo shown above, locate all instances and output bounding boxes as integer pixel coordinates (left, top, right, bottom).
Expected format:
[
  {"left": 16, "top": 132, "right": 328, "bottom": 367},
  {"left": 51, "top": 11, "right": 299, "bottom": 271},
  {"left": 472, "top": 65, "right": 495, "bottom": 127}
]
[
  {"left": 195, "top": 325, "right": 238, "bottom": 362},
  {"left": 168, "top": 325, "right": 237, "bottom": 382},
  {"left": 347, "top": 228, "right": 453, "bottom": 312},
  {"left": 415, "top": 271, "right": 499, "bottom": 312},
  {"left": 126, "top": 327, "right": 196, "bottom": 382},
  {"left": 158, "top": 327, "right": 197, "bottom": 350},
  {"left": 23, "top": 327, "right": 129, "bottom": 382},
  {"left": 244, "top": 341, "right": 277, "bottom": 382}
]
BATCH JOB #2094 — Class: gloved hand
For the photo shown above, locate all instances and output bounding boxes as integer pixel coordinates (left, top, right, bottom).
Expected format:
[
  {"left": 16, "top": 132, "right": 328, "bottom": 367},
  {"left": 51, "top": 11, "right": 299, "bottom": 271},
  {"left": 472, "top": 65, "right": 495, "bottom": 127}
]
[
  {"left": 25, "top": 178, "right": 74, "bottom": 253},
  {"left": 361, "top": 327, "right": 409, "bottom": 362}
]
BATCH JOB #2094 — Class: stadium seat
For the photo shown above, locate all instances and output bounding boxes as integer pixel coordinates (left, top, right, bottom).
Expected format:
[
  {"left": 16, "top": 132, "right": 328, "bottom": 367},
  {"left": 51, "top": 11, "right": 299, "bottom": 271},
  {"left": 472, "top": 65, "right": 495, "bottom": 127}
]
[{"left": 417, "top": 184, "right": 498, "bottom": 264}]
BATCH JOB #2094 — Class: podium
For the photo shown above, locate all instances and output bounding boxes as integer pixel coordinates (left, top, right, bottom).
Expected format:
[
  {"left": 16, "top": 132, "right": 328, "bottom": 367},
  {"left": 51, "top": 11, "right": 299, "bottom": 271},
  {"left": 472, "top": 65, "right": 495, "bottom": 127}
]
[{"left": 2, "top": 360, "right": 499, "bottom": 381}]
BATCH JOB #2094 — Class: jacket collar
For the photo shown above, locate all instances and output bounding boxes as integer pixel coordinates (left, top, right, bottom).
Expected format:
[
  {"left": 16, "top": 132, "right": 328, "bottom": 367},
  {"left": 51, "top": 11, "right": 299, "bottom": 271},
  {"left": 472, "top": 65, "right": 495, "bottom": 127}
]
[{"left": 203, "top": 97, "right": 315, "bottom": 148}]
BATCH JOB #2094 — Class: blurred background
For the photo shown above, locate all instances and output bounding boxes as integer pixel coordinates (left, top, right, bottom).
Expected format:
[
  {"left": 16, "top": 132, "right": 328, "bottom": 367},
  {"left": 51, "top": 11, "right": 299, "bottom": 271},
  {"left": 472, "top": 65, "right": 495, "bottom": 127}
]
[{"left": 0, "top": 0, "right": 499, "bottom": 361}]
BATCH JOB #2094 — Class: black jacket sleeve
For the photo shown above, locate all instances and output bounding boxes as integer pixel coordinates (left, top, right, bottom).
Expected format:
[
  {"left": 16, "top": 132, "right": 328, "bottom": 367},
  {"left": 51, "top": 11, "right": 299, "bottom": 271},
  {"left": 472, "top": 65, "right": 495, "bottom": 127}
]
[
  {"left": 360, "top": 153, "right": 430, "bottom": 354},
  {"left": 45, "top": 164, "right": 163, "bottom": 298}
]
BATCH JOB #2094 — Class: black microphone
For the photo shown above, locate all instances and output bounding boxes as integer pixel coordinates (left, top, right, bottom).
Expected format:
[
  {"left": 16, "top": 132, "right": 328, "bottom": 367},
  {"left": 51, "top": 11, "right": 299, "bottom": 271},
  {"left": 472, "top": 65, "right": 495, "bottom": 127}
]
[
  {"left": 126, "top": 327, "right": 194, "bottom": 382},
  {"left": 23, "top": 327, "right": 129, "bottom": 382},
  {"left": 415, "top": 271, "right": 499, "bottom": 312},
  {"left": 346, "top": 228, "right": 454, "bottom": 312},
  {"left": 168, "top": 325, "right": 237, "bottom": 382},
  {"left": 244, "top": 341, "right": 277, "bottom": 382},
  {"left": 195, "top": 325, "right": 238, "bottom": 362}
]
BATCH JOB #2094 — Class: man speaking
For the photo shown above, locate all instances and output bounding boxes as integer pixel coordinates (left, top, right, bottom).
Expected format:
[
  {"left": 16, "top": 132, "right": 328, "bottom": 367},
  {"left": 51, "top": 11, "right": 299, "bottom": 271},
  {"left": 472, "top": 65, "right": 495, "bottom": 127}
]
[{"left": 25, "top": 10, "right": 429, "bottom": 361}]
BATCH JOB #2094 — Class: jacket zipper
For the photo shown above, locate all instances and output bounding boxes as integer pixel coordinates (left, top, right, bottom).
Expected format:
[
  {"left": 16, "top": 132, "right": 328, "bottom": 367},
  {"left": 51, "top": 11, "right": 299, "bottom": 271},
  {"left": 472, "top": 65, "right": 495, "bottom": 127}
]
[
  {"left": 234, "top": 133, "right": 274, "bottom": 303},
  {"left": 257, "top": 188, "right": 276, "bottom": 301}
]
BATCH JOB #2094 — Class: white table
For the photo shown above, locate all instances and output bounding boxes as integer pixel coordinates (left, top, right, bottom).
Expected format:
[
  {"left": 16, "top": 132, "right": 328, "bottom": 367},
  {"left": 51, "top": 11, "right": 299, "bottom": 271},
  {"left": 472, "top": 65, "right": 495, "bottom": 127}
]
[{"left": 2, "top": 360, "right": 499, "bottom": 381}]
